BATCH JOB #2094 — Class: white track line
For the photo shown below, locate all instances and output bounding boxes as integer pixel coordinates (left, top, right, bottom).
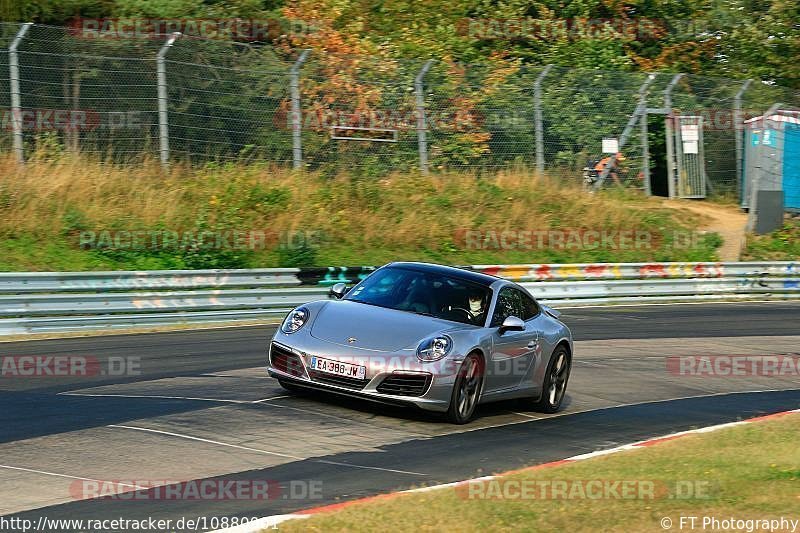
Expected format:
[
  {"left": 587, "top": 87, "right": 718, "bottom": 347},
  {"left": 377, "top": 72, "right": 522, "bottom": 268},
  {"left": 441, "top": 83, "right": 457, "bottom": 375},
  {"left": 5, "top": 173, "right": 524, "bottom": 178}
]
[
  {"left": 511, "top": 412, "right": 542, "bottom": 419},
  {"left": 437, "top": 387, "right": 800, "bottom": 437},
  {"left": 108, "top": 425, "right": 306, "bottom": 460},
  {"left": 248, "top": 399, "right": 432, "bottom": 438},
  {"left": 61, "top": 390, "right": 428, "bottom": 437},
  {"left": 0, "top": 465, "right": 147, "bottom": 490},
  {"left": 314, "top": 459, "right": 426, "bottom": 476},
  {"left": 59, "top": 392, "right": 252, "bottom": 404},
  {"left": 108, "top": 425, "right": 427, "bottom": 477},
  {"left": 61, "top": 392, "right": 292, "bottom": 404},
  {"left": 251, "top": 395, "right": 290, "bottom": 403}
]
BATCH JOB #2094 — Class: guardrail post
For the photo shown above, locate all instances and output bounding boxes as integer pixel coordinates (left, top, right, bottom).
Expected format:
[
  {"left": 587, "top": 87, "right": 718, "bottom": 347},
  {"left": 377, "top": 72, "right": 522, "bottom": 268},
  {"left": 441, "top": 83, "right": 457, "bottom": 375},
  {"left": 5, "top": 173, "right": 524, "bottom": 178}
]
[
  {"left": 290, "top": 49, "right": 310, "bottom": 171},
  {"left": 415, "top": 60, "right": 434, "bottom": 174},
  {"left": 595, "top": 74, "right": 656, "bottom": 190},
  {"left": 734, "top": 79, "right": 752, "bottom": 195},
  {"left": 663, "top": 73, "right": 684, "bottom": 199},
  {"left": 534, "top": 64, "right": 553, "bottom": 176},
  {"left": 156, "top": 32, "right": 180, "bottom": 169},
  {"left": 9, "top": 22, "right": 32, "bottom": 165}
]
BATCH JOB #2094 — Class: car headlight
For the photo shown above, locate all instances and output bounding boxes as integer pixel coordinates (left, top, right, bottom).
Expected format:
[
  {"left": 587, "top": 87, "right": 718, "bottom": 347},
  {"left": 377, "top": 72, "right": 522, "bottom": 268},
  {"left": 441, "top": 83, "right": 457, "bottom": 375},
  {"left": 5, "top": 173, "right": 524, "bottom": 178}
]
[
  {"left": 417, "top": 335, "right": 453, "bottom": 362},
  {"left": 281, "top": 307, "right": 310, "bottom": 334}
]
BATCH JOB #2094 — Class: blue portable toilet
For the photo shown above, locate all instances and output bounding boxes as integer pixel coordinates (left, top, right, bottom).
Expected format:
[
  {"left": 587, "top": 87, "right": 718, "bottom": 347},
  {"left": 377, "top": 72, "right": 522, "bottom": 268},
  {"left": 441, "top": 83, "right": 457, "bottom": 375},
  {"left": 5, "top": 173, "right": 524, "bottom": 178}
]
[{"left": 742, "top": 110, "right": 800, "bottom": 212}]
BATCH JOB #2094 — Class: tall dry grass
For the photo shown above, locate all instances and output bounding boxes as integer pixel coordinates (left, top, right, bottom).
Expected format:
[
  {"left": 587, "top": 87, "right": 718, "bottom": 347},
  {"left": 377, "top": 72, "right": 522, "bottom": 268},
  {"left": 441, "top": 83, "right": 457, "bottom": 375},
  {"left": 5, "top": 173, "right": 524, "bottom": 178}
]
[{"left": 0, "top": 153, "right": 710, "bottom": 269}]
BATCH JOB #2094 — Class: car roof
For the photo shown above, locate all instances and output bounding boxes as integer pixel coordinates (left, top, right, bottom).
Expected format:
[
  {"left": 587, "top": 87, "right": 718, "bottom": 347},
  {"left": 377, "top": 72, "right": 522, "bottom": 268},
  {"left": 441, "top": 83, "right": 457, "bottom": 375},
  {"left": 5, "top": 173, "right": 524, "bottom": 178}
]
[{"left": 385, "top": 262, "right": 501, "bottom": 287}]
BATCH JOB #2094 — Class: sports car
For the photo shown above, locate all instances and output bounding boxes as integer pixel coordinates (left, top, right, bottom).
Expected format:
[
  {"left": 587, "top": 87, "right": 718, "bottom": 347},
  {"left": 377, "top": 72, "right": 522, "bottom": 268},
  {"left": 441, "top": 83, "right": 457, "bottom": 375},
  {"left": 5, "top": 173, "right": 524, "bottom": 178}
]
[{"left": 267, "top": 262, "right": 573, "bottom": 423}]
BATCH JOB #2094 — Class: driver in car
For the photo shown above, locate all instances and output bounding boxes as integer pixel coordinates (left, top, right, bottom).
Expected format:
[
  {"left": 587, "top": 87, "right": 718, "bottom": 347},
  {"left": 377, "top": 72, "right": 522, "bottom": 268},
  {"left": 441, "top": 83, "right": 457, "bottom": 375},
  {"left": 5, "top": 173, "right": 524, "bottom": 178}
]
[{"left": 467, "top": 291, "right": 486, "bottom": 325}]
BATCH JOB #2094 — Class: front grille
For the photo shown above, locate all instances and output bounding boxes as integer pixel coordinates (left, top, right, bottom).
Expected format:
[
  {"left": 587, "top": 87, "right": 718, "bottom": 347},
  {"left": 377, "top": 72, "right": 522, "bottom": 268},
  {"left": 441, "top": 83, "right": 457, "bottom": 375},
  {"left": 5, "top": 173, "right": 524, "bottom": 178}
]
[
  {"left": 376, "top": 373, "right": 432, "bottom": 397},
  {"left": 308, "top": 370, "right": 370, "bottom": 390},
  {"left": 270, "top": 343, "right": 306, "bottom": 377}
]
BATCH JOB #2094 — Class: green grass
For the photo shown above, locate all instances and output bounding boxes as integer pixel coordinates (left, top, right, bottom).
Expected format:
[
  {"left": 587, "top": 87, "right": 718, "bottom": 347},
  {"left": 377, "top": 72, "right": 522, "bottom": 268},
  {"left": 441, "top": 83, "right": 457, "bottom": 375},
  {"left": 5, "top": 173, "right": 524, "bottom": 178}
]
[
  {"left": 276, "top": 413, "right": 800, "bottom": 532},
  {"left": 743, "top": 218, "right": 800, "bottom": 260}
]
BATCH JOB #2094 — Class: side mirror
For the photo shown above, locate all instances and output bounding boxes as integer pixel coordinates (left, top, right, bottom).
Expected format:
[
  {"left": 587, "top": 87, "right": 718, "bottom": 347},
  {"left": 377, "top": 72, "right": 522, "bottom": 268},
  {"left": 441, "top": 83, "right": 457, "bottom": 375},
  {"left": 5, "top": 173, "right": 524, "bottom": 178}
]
[
  {"left": 499, "top": 315, "right": 525, "bottom": 334},
  {"left": 541, "top": 305, "right": 561, "bottom": 319},
  {"left": 329, "top": 282, "right": 348, "bottom": 299}
]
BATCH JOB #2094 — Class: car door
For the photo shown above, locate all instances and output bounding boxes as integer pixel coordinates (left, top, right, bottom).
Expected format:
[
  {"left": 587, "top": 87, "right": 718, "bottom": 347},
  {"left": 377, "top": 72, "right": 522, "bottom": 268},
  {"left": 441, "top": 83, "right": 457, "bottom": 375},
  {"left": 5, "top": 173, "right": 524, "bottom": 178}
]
[
  {"left": 515, "top": 289, "right": 547, "bottom": 388},
  {"left": 486, "top": 286, "right": 541, "bottom": 393}
]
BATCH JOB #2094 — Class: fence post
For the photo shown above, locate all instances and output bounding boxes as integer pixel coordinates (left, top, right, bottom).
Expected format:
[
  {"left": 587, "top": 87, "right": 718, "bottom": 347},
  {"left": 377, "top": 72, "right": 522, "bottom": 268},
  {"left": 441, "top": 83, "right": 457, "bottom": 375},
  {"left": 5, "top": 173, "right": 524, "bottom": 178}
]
[
  {"left": 595, "top": 74, "right": 656, "bottom": 189},
  {"left": 290, "top": 49, "right": 310, "bottom": 171},
  {"left": 734, "top": 79, "right": 753, "bottom": 195},
  {"left": 534, "top": 64, "right": 553, "bottom": 176},
  {"left": 641, "top": 102, "right": 651, "bottom": 195},
  {"left": 415, "top": 60, "right": 434, "bottom": 174},
  {"left": 663, "top": 73, "right": 684, "bottom": 199},
  {"left": 9, "top": 22, "right": 32, "bottom": 164},
  {"left": 156, "top": 32, "right": 180, "bottom": 168}
]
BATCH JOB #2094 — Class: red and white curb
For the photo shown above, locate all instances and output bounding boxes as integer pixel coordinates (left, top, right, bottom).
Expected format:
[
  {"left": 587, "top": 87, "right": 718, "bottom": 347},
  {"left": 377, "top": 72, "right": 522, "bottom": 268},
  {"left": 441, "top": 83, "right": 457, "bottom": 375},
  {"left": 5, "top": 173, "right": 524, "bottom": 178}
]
[{"left": 213, "top": 408, "right": 800, "bottom": 532}]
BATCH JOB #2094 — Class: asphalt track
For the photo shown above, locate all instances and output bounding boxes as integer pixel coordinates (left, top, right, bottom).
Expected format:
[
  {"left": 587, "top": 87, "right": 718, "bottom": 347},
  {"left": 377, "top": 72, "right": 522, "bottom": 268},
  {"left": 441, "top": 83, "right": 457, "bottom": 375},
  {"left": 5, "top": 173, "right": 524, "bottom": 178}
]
[{"left": 1, "top": 301, "right": 799, "bottom": 532}]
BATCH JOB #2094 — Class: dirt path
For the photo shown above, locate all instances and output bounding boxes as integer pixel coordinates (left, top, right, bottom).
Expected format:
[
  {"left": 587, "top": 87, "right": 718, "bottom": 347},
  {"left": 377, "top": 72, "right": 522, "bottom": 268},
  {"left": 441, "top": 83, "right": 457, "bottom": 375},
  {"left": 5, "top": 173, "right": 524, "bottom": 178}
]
[{"left": 662, "top": 199, "right": 748, "bottom": 261}]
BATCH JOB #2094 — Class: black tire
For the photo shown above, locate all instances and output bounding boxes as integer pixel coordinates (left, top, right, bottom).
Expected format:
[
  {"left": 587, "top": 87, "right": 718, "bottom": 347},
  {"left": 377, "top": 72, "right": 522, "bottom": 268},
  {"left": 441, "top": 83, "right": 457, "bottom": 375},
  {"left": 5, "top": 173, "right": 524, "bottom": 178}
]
[
  {"left": 532, "top": 345, "right": 571, "bottom": 413},
  {"left": 278, "top": 379, "right": 305, "bottom": 394},
  {"left": 446, "top": 352, "right": 484, "bottom": 424}
]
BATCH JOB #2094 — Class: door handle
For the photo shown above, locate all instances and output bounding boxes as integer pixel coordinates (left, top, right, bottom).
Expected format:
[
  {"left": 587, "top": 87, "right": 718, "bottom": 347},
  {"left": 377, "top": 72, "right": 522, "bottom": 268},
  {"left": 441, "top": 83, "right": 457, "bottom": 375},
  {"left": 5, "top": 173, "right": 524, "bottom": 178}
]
[{"left": 527, "top": 333, "right": 541, "bottom": 349}]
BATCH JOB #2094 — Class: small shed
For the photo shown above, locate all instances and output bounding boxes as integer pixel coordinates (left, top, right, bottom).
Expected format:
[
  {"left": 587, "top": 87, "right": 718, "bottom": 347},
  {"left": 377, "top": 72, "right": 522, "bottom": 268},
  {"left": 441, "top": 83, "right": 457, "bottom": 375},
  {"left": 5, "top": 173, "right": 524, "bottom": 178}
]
[{"left": 742, "top": 110, "right": 800, "bottom": 212}]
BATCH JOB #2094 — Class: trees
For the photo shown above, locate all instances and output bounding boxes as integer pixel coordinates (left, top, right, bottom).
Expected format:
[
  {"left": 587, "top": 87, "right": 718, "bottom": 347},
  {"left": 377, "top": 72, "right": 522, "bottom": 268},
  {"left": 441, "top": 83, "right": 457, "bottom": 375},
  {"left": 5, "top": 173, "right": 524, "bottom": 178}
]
[{"left": 5, "top": 0, "right": 797, "bottom": 89}]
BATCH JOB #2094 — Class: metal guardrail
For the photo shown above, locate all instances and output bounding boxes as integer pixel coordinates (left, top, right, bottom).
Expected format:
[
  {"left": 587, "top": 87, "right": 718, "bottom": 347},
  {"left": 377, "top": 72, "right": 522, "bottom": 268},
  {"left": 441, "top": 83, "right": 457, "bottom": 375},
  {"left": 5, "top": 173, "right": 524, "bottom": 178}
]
[{"left": 0, "top": 262, "right": 797, "bottom": 335}]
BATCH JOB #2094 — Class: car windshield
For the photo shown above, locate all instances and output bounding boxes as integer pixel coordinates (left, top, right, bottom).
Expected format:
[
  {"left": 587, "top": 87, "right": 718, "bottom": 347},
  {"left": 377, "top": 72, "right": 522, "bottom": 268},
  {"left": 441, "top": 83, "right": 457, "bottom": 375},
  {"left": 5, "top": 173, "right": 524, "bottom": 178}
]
[{"left": 345, "top": 266, "right": 492, "bottom": 326}]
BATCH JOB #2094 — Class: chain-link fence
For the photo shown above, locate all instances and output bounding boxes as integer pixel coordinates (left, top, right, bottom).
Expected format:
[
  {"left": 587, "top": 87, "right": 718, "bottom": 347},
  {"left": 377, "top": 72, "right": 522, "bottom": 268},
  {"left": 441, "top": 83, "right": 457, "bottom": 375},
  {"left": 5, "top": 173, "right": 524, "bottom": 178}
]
[{"left": 2, "top": 22, "right": 798, "bottom": 196}]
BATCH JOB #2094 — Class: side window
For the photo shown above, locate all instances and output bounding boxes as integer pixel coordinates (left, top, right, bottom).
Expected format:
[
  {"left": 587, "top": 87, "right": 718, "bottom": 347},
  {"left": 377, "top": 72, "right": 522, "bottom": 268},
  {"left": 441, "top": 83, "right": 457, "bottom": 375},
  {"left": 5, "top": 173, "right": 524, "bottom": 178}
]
[
  {"left": 491, "top": 287, "right": 523, "bottom": 327},
  {"left": 519, "top": 290, "right": 540, "bottom": 320}
]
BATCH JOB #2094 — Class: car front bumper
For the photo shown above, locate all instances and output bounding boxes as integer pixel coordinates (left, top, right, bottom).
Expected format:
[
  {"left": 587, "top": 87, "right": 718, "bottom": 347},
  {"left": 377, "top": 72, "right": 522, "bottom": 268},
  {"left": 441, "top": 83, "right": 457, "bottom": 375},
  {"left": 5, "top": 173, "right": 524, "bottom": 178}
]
[{"left": 266, "top": 339, "right": 460, "bottom": 413}]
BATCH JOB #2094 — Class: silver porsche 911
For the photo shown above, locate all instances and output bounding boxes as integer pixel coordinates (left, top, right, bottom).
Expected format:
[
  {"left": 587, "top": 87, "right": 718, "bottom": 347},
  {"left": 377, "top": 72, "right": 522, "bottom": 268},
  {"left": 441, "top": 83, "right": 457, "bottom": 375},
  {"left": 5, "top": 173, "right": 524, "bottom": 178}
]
[{"left": 267, "top": 262, "right": 573, "bottom": 423}]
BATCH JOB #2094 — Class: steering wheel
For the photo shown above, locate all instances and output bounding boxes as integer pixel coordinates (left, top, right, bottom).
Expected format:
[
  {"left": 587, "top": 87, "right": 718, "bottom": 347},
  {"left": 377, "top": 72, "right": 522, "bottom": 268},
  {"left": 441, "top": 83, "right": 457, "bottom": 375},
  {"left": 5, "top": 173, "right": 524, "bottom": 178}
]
[{"left": 445, "top": 306, "right": 472, "bottom": 322}]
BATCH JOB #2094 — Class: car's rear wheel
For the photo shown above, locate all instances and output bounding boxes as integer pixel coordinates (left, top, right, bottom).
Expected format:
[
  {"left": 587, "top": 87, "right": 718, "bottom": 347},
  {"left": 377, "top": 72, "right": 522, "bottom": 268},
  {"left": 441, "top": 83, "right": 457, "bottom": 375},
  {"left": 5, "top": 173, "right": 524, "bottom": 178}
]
[
  {"left": 446, "top": 352, "right": 484, "bottom": 424},
  {"left": 532, "top": 345, "right": 571, "bottom": 413}
]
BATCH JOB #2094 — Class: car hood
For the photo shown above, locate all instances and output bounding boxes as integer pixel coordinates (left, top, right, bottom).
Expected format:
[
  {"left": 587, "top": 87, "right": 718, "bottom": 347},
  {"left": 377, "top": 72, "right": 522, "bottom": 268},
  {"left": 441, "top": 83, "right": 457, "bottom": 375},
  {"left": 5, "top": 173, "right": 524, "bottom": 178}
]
[{"left": 310, "top": 300, "right": 461, "bottom": 352}]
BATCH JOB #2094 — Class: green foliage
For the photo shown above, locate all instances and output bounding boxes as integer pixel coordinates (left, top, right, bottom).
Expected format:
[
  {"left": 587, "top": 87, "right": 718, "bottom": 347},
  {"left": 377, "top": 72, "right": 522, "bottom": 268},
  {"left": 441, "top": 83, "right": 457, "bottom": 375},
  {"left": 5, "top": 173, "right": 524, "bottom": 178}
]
[
  {"left": 60, "top": 206, "right": 89, "bottom": 235},
  {"left": 243, "top": 184, "right": 292, "bottom": 211},
  {"left": 277, "top": 241, "right": 318, "bottom": 267},
  {"left": 9, "top": 0, "right": 798, "bottom": 90},
  {"left": 743, "top": 219, "right": 800, "bottom": 260}
]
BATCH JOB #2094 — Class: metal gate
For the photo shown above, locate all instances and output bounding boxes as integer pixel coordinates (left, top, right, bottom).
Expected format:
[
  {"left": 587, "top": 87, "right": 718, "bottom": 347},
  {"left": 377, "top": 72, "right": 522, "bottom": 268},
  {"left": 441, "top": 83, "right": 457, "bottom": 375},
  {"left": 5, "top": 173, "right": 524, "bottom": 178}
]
[{"left": 674, "top": 115, "right": 707, "bottom": 198}]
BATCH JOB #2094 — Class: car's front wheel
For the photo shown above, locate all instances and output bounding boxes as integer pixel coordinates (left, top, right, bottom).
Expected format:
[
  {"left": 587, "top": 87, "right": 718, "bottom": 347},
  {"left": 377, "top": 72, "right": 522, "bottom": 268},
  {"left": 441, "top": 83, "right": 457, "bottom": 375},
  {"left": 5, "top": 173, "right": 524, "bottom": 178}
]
[
  {"left": 531, "top": 345, "right": 571, "bottom": 413},
  {"left": 446, "top": 352, "right": 484, "bottom": 424}
]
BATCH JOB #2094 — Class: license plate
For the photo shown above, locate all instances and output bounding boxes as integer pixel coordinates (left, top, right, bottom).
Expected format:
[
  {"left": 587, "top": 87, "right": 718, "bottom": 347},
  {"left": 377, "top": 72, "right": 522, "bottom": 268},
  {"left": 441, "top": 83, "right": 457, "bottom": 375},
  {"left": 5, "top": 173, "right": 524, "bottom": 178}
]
[{"left": 310, "top": 356, "right": 366, "bottom": 380}]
